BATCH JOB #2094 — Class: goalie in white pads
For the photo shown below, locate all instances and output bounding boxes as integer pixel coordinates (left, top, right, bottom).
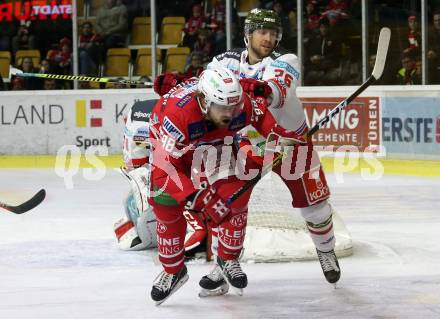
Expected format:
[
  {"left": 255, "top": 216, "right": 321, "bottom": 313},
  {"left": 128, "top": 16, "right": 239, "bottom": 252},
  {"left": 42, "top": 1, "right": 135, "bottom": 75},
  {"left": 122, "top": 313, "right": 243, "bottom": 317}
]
[
  {"left": 114, "top": 100, "right": 158, "bottom": 251},
  {"left": 114, "top": 100, "right": 209, "bottom": 256}
]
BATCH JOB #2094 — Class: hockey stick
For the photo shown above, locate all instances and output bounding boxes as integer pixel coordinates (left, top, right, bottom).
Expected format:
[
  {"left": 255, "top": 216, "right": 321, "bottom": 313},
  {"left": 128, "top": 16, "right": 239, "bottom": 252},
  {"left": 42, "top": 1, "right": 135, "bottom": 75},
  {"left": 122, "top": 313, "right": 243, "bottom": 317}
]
[
  {"left": 9, "top": 66, "right": 153, "bottom": 86},
  {"left": 227, "top": 27, "right": 391, "bottom": 205},
  {"left": 0, "top": 189, "right": 46, "bottom": 214}
]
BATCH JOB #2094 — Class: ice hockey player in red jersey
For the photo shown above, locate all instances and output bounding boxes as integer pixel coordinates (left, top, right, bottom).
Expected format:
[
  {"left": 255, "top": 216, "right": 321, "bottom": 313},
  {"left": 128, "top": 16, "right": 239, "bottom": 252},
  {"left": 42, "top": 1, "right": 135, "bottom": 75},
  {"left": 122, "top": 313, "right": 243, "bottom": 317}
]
[
  {"left": 148, "top": 67, "right": 306, "bottom": 305},
  {"left": 153, "top": 9, "right": 342, "bottom": 292}
]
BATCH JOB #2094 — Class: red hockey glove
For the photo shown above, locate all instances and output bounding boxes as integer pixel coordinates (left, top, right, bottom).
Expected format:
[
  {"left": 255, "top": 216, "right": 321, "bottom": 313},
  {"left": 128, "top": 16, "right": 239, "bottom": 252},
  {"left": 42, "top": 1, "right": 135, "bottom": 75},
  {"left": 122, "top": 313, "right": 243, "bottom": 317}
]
[
  {"left": 185, "top": 182, "right": 232, "bottom": 225},
  {"left": 153, "top": 72, "right": 186, "bottom": 96},
  {"left": 267, "top": 124, "right": 307, "bottom": 152},
  {"left": 239, "top": 78, "right": 272, "bottom": 98}
]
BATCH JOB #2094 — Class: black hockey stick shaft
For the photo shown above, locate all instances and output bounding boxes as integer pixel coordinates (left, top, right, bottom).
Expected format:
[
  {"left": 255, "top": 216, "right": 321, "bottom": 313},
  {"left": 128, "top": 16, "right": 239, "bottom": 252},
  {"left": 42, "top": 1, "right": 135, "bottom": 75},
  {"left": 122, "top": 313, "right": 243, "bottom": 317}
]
[
  {"left": 226, "top": 28, "right": 391, "bottom": 205},
  {"left": 9, "top": 67, "right": 153, "bottom": 86},
  {"left": 0, "top": 189, "right": 46, "bottom": 214}
]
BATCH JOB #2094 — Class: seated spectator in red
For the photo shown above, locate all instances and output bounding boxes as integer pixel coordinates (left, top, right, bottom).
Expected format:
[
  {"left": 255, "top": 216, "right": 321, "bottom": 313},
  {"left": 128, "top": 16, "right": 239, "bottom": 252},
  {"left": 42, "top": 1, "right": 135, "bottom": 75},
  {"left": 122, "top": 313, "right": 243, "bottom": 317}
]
[
  {"left": 79, "top": 21, "right": 102, "bottom": 76},
  {"left": 404, "top": 15, "right": 421, "bottom": 56},
  {"left": 11, "top": 21, "right": 36, "bottom": 56},
  {"left": 322, "top": 0, "right": 349, "bottom": 26},
  {"left": 182, "top": 4, "right": 206, "bottom": 50},
  {"left": 305, "top": 1, "right": 321, "bottom": 32},
  {"left": 47, "top": 37, "right": 72, "bottom": 75},
  {"left": 185, "top": 53, "right": 203, "bottom": 78},
  {"left": 209, "top": 0, "right": 226, "bottom": 33}
]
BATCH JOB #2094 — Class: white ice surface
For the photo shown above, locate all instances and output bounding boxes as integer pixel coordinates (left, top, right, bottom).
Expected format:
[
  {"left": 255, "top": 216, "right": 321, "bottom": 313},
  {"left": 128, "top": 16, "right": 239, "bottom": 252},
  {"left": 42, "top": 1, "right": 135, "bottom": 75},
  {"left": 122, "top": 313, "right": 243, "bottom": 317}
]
[{"left": 1, "top": 168, "right": 440, "bottom": 319}]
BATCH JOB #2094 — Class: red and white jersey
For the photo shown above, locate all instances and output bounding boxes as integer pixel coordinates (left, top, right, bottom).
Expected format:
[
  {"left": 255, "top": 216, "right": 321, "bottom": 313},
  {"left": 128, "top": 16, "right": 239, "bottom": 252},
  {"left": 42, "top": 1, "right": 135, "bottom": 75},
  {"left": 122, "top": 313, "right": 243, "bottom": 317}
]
[
  {"left": 207, "top": 48, "right": 307, "bottom": 136},
  {"left": 149, "top": 80, "right": 279, "bottom": 203}
]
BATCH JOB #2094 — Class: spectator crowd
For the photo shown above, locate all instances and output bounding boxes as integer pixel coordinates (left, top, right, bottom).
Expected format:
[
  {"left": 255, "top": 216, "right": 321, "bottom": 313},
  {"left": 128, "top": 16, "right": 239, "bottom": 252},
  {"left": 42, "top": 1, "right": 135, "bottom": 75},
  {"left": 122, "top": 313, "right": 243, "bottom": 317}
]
[{"left": 2, "top": 0, "right": 440, "bottom": 90}]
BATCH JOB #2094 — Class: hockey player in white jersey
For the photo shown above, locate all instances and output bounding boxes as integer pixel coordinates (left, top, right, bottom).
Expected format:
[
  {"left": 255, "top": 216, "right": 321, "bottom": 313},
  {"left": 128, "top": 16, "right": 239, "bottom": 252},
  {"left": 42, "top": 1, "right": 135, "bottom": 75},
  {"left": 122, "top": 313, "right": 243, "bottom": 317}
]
[
  {"left": 113, "top": 100, "right": 158, "bottom": 251},
  {"left": 199, "top": 8, "right": 341, "bottom": 296}
]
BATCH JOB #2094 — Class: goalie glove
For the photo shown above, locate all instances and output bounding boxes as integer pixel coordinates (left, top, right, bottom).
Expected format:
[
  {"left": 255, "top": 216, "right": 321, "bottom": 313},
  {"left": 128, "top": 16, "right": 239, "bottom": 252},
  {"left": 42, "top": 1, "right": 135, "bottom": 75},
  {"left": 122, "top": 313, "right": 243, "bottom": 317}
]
[
  {"left": 266, "top": 124, "right": 307, "bottom": 153},
  {"left": 239, "top": 78, "right": 272, "bottom": 98},
  {"left": 153, "top": 72, "right": 187, "bottom": 96},
  {"left": 185, "top": 181, "right": 232, "bottom": 225},
  {"left": 120, "top": 166, "right": 150, "bottom": 213}
]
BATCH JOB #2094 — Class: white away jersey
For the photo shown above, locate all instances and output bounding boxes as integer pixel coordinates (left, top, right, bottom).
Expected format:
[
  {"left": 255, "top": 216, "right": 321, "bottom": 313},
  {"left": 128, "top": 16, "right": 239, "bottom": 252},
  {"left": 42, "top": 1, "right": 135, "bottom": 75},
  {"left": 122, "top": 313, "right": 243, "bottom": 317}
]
[{"left": 207, "top": 48, "right": 307, "bottom": 136}]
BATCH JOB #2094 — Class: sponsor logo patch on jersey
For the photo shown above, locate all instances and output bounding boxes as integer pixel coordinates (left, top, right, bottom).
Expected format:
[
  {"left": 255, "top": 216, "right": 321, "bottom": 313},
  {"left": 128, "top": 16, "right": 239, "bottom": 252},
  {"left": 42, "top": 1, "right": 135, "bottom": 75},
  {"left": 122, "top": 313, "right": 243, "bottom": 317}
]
[
  {"left": 228, "top": 112, "right": 246, "bottom": 131},
  {"left": 176, "top": 94, "right": 191, "bottom": 108},
  {"left": 230, "top": 212, "right": 247, "bottom": 227},
  {"left": 302, "top": 168, "right": 330, "bottom": 205},
  {"left": 163, "top": 116, "right": 184, "bottom": 141},
  {"left": 270, "top": 60, "right": 300, "bottom": 80},
  {"left": 188, "top": 121, "right": 206, "bottom": 140},
  {"left": 223, "top": 77, "right": 233, "bottom": 83}
]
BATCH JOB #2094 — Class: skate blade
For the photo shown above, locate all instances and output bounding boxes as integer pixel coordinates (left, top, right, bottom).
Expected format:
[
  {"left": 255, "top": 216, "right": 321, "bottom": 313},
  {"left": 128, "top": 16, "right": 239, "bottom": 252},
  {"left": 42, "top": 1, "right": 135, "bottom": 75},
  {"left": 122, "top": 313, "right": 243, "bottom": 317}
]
[
  {"left": 154, "top": 274, "right": 189, "bottom": 306},
  {"left": 220, "top": 271, "right": 245, "bottom": 296},
  {"left": 198, "top": 283, "right": 229, "bottom": 298},
  {"left": 231, "top": 287, "right": 243, "bottom": 296}
]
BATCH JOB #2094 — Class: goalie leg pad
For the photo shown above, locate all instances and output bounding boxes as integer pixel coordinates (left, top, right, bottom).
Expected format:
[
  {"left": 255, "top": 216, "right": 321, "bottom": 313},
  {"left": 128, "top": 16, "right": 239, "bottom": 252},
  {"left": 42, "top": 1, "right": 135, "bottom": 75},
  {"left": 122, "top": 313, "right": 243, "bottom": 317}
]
[
  {"left": 114, "top": 216, "right": 143, "bottom": 250},
  {"left": 114, "top": 192, "right": 157, "bottom": 250}
]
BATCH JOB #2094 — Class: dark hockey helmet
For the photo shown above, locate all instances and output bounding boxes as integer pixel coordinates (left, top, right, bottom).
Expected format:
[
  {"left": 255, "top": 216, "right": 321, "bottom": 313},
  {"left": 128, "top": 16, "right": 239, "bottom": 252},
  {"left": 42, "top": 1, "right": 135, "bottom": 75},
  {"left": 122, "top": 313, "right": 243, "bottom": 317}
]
[{"left": 244, "top": 8, "right": 283, "bottom": 43}]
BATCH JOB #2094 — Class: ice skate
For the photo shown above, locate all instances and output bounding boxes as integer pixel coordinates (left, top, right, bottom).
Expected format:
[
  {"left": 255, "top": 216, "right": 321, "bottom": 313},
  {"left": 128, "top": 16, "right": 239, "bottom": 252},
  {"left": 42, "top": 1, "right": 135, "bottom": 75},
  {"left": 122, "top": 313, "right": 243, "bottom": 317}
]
[
  {"left": 150, "top": 265, "right": 189, "bottom": 305},
  {"left": 316, "top": 249, "right": 341, "bottom": 285},
  {"left": 216, "top": 256, "right": 247, "bottom": 296},
  {"left": 198, "top": 264, "right": 229, "bottom": 297}
]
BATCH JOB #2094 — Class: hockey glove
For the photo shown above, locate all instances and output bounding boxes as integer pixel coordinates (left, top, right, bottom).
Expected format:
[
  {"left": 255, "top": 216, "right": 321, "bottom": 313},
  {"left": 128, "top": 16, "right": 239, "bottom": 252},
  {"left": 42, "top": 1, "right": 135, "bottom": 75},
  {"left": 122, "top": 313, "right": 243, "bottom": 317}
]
[
  {"left": 153, "top": 72, "right": 186, "bottom": 96},
  {"left": 266, "top": 124, "right": 307, "bottom": 153},
  {"left": 239, "top": 78, "right": 272, "bottom": 98},
  {"left": 183, "top": 210, "right": 207, "bottom": 252},
  {"left": 185, "top": 182, "right": 231, "bottom": 225}
]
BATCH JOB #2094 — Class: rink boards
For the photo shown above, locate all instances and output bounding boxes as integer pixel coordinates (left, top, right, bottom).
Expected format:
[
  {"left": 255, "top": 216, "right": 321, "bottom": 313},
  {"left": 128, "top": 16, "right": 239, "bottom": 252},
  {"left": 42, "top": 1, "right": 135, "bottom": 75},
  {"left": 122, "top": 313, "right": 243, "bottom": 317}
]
[{"left": 1, "top": 85, "right": 440, "bottom": 177}]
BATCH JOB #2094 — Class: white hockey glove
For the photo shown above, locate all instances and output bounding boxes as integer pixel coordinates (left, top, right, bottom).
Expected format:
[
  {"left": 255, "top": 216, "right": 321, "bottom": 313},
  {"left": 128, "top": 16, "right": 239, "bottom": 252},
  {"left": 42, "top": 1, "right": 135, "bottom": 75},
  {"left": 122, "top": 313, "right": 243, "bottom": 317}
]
[{"left": 120, "top": 165, "right": 150, "bottom": 213}]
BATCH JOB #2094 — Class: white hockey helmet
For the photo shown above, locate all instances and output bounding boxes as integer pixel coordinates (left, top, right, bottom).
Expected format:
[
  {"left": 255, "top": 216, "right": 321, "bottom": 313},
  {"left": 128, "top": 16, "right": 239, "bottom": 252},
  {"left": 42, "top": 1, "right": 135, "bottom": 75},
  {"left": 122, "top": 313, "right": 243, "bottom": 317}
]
[{"left": 197, "top": 67, "right": 243, "bottom": 114}]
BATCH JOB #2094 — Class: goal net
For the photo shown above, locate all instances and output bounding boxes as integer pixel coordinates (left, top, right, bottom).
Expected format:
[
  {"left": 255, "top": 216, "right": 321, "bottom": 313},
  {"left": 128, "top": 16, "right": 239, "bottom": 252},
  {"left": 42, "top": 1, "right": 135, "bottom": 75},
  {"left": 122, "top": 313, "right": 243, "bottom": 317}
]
[{"left": 242, "top": 172, "right": 353, "bottom": 262}]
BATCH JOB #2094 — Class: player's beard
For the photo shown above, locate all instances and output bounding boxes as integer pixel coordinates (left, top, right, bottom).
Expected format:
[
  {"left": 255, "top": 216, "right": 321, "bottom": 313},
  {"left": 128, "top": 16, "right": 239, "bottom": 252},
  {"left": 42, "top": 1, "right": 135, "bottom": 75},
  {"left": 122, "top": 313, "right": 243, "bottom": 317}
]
[
  {"left": 249, "top": 37, "right": 275, "bottom": 61},
  {"left": 214, "top": 117, "right": 232, "bottom": 128}
]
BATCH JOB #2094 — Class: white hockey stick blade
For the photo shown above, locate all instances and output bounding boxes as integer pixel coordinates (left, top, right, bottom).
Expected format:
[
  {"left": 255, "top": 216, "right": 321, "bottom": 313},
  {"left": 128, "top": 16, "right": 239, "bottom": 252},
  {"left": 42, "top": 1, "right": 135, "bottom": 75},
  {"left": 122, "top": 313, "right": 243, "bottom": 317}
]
[
  {"left": 9, "top": 66, "right": 23, "bottom": 76},
  {"left": 372, "top": 27, "right": 391, "bottom": 80}
]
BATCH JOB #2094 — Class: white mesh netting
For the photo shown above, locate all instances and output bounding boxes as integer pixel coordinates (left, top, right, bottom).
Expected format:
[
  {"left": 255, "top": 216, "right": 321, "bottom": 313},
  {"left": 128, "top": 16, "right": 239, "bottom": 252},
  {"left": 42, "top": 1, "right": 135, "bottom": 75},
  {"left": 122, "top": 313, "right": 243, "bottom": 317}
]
[{"left": 243, "top": 172, "right": 353, "bottom": 262}]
